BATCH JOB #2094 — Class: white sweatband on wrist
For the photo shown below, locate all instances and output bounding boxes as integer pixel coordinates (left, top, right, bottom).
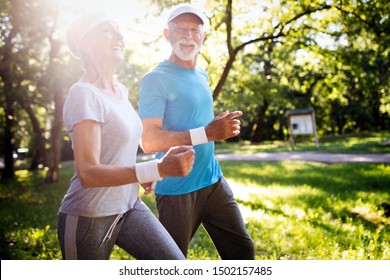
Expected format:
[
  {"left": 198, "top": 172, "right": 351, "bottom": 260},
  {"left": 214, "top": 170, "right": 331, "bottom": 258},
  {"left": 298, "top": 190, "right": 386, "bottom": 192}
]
[
  {"left": 189, "top": 127, "right": 208, "bottom": 146},
  {"left": 135, "top": 159, "right": 162, "bottom": 184}
]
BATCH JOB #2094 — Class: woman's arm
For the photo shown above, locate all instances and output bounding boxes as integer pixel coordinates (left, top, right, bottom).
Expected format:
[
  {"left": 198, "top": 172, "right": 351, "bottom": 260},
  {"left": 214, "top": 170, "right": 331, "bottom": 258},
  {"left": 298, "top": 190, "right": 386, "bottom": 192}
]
[
  {"left": 72, "top": 120, "right": 195, "bottom": 188},
  {"left": 72, "top": 120, "right": 137, "bottom": 188}
]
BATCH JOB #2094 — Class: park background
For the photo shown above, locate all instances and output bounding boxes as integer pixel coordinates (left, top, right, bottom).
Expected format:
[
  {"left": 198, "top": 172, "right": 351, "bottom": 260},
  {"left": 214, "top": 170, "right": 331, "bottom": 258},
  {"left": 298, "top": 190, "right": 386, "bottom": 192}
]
[{"left": 0, "top": 0, "right": 389, "bottom": 260}]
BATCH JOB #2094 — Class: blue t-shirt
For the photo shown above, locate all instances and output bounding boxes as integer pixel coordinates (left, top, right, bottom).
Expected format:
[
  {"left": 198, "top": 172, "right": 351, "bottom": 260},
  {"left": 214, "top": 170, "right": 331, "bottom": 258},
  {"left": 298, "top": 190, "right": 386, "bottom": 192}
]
[{"left": 139, "top": 60, "right": 223, "bottom": 195}]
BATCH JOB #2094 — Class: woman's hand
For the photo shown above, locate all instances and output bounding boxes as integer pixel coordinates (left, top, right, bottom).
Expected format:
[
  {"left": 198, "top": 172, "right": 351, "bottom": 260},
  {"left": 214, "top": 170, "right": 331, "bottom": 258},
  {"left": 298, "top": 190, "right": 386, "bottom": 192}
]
[
  {"left": 158, "top": 145, "right": 195, "bottom": 178},
  {"left": 140, "top": 181, "right": 156, "bottom": 195}
]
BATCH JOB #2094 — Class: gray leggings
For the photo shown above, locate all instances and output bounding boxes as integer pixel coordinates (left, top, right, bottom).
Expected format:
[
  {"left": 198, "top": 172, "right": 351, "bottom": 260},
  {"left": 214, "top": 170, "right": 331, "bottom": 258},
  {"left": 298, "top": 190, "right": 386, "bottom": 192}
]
[{"left": 57, "top": 198, "right": 185, "bottom": 260}]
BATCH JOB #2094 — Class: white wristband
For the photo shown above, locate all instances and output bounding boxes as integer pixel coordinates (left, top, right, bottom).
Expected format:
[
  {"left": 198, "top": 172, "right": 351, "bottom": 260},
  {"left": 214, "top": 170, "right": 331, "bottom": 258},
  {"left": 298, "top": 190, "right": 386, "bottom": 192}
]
[
  {"left": 135, "top": 159, "right": 162, "bottom": 184},
  {"left": 189, "top": 127, "right": 208, "bottom": 146}
]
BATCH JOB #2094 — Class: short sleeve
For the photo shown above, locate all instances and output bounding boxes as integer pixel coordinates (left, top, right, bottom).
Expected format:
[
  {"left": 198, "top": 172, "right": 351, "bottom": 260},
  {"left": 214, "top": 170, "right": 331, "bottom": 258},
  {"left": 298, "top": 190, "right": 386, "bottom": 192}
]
[
  {"left": 63, "top": 83, "right": 105, "bottom": 133},
  {"left": 138, "top": 73, "right": 166, "bottom": 119}
]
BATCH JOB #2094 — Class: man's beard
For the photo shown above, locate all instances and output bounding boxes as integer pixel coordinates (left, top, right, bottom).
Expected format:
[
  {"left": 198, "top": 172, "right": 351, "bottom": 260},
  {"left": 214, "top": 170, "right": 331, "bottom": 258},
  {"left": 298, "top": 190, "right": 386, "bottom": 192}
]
[{"left": 172, "top": 39, "right": 201, "bottom": 61}]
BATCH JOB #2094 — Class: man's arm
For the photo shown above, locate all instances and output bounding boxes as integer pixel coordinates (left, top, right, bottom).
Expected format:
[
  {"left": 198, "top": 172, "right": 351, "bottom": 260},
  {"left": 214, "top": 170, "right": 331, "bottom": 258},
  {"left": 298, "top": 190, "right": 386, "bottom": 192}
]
[
  {"left": 141, "top": 118, "right": 191, "bottom": 153},
  {"left": 141, "top": 111, "right": 243, "bottom": 153}
]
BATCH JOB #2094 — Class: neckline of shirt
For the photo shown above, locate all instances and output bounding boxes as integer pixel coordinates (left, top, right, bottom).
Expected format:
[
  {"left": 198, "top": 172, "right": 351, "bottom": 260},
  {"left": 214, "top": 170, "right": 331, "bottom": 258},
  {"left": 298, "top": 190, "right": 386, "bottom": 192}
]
[{"left": 77, "top": 81, "right": 125, "bottom": 102}]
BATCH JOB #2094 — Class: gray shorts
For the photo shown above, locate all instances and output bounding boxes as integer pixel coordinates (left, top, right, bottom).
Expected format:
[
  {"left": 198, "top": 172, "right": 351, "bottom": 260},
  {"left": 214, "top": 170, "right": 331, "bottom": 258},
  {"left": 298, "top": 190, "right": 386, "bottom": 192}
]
[
  {"left": 156, "top": 177, "right": 255, "bottom": 259},
  {"left": 57, "top": 198, "right": 185, "bottom": 260}
]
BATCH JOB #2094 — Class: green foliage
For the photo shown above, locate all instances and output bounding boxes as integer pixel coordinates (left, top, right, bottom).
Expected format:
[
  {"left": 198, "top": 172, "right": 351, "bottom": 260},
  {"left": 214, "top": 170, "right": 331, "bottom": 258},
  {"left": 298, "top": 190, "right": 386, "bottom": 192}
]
[{"left": 202, "top": 0, "right": 390, "bottom": 140}]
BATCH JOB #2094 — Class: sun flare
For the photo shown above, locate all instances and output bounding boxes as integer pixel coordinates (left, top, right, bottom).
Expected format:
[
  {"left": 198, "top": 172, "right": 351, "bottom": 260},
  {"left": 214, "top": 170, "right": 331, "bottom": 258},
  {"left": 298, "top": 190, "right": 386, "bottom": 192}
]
[{"left": 56, "top": 0, "right": 172, "bottom": 63}]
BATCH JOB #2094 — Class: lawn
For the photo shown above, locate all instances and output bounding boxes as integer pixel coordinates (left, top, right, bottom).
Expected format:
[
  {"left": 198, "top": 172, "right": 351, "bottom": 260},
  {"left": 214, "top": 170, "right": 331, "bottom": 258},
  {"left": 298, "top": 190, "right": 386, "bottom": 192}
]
[
  {"left": 214, "top": 131, "right": 390, "bottom": 154},
  {"left": 0, "top": 132, "right": 389, "bottom": 260}
]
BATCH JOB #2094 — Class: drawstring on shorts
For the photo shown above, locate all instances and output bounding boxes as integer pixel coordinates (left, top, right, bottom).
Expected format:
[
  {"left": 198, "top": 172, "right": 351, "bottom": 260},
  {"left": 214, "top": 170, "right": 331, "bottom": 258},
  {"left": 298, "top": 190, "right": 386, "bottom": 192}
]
[{"left": 99, "top": 213, "right": 124, "bottom": 247}]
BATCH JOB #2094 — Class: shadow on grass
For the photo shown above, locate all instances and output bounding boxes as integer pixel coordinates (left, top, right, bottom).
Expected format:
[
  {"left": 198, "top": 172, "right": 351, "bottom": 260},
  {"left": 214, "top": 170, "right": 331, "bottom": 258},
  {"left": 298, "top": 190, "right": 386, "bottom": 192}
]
[
  {"left": 228, "top": 161, "right": 390, "bottom": 223},
  {"left": 222, "top": 161, "right": 389, "bottom": 196},
  {"left": 0, "top": 167, "right": 71, "bottom": 259}
]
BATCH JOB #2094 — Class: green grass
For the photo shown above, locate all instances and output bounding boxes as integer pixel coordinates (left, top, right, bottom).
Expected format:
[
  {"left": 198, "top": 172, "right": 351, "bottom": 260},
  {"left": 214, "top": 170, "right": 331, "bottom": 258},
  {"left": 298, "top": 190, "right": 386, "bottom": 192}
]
[
  {"left": 215, "top": 131, "right": 390, "bottom": 154},
  {"left": 1, "top": 161, "right": 389, "bottom": 260},
  {"left": 221, "top": 161, "right": 390, "bottom": 260},
  {"left": 1, "top": 133, "right": 389, "bottom": 260},
  {"left": 0, "top": 167, "right": 72, "bottom": 259}
]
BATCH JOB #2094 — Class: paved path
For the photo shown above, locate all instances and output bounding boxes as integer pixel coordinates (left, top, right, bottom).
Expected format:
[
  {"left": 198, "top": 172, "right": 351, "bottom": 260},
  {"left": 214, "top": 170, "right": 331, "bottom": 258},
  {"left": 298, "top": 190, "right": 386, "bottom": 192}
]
[
  {"left": 138, "top": 152, "right": 390, "bottom": 163},
  {"left": 215, "top": 152, "right": 390, "bottom": 163},
  {"left": 2, "top": 152, "right": 387, "bottom": 170}
]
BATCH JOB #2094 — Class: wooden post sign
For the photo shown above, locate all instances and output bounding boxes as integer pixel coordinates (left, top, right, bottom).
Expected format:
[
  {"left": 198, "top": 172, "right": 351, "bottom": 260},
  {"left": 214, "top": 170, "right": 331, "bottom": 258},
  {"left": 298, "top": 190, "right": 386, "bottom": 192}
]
[{"left": 286, "top": 108, "right": 319, "bottom": 150}]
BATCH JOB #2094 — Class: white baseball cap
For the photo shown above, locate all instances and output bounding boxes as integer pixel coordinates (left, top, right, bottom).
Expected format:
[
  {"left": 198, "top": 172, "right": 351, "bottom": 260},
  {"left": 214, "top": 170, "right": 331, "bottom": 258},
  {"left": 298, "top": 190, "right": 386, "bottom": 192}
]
[
  {"left": 167, "top": 3, "right": 206, "bottom": 25},
  {"left": 66, "top": 11, "right": 116, "bottom": 58}
]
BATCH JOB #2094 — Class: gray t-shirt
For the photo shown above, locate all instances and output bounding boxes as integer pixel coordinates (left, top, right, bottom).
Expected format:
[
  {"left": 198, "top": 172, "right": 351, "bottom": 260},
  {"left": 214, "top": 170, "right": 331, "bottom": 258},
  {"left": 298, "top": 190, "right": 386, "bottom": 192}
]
[{"left": 59, "top": 82, "right": 141, "bottom": 217}]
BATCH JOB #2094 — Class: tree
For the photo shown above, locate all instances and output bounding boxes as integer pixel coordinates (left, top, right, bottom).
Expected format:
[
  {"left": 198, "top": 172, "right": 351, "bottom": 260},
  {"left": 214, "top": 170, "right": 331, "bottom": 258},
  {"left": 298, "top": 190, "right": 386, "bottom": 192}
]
[
  {"left": 0, "top": 0, "right": 71, "bottom": 182},
  {"left": 206, "top": 0, "right": 389, "bottom": 140},
  {"left": 0, "top": 0, "right": 26, "bottom": 179}
]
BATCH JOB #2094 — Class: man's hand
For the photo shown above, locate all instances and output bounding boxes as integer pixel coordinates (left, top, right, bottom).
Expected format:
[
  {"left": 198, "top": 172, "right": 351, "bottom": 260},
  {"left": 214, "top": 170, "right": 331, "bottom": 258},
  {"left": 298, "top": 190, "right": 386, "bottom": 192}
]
[
  {"left": 205, "top": 110, "right": 243, "bottom": 142},
  {"left": 157, "top": 145, "right": 195, "bottom": 178}
]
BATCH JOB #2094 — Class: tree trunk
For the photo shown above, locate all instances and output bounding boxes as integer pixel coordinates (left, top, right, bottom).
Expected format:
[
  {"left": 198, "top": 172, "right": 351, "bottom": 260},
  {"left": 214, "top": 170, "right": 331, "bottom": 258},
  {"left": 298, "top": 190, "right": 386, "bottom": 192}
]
[
  {"left": 0, "top": 25, "right": 17, "bottom": 181},
  {"left": 251, "top": 100, "right": 269, "bottom": 143},
  {"left": 44, "top": 9, "right": 64, "bottom": 183},
  {"left": 2, "top": 92, "right": 15, "bottom": 180},
  {"left": 15, "top": 98, "right": 47, "bottom": 171},
  {"left": 45, "top": 86, "right": 63, "bottom": 183}
]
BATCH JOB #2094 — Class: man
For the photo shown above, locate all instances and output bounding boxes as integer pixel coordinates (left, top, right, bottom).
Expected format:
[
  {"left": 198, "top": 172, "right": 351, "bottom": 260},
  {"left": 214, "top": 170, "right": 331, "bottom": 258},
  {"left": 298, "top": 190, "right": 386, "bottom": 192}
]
[{"left": 138, "top": 3, "right": 255, "bottom": 260}]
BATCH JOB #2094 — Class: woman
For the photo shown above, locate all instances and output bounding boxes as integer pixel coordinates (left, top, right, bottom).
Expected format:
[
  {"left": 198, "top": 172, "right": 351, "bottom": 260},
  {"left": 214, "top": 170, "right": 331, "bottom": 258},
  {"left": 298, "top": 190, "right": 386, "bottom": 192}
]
[{"left": 57, "top": 11, "right": 195, "bottom": 260}]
